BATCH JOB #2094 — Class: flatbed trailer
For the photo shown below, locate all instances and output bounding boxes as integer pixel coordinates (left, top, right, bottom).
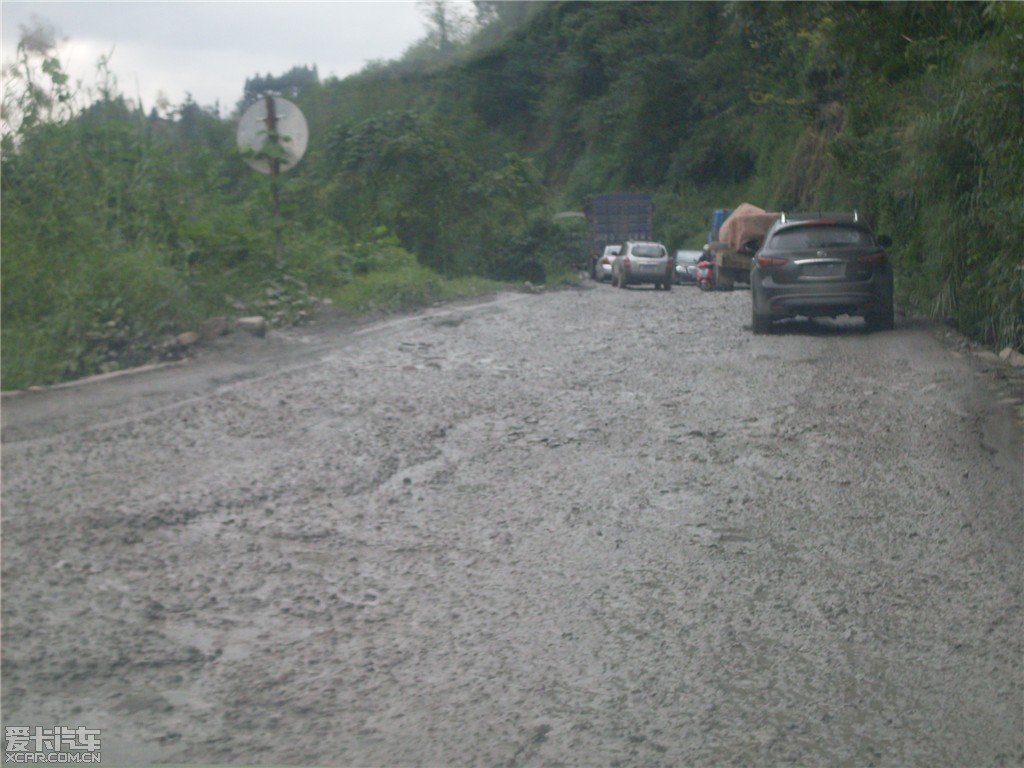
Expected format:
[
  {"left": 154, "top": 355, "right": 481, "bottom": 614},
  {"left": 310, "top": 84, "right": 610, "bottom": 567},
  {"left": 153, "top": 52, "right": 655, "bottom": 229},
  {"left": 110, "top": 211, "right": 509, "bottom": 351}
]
[
  {"left": 704, "top": 203, "right": 780, "bottom": 291},
  {"left": 706, "top": 241, "right": 755, "bottom": 290}
]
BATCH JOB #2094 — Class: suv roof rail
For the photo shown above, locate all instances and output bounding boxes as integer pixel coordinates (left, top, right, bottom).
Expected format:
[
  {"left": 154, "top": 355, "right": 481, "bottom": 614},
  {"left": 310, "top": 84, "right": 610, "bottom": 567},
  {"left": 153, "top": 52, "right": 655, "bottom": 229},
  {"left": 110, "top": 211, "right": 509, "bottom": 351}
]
[{"left": 778, "top": 211, "right": 864, "bottom": 225}]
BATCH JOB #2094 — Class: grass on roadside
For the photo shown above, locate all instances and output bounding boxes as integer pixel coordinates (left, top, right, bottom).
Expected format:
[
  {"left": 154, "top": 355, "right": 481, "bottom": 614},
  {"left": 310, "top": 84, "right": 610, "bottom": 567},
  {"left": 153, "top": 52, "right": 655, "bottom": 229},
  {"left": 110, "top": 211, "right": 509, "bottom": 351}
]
[
  {"left": 327, "top": 264, "right": 506, "bottom": 315},
  {"left": 0, "top": 259, "right": 515, "bottom": 391}
]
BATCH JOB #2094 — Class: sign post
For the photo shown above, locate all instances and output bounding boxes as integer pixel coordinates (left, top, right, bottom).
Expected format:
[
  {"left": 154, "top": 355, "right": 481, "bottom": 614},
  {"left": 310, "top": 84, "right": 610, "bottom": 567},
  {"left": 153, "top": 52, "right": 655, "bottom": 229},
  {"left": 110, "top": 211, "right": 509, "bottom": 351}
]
[{"left": 236, "top": 96, "right": 309, "bottom": 266}]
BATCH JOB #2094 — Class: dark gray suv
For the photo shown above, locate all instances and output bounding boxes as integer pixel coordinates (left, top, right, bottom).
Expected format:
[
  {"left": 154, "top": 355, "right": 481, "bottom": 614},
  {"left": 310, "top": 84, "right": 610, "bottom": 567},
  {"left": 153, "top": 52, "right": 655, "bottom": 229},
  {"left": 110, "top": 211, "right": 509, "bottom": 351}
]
[{"left": 750, "top": 213, "right": 894, "bottom": 334}]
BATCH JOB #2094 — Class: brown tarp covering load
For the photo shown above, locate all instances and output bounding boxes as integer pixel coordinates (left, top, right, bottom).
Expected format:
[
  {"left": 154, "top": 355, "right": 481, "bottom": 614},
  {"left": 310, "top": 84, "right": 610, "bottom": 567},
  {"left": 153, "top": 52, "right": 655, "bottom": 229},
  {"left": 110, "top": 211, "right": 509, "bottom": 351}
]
[{"left": 717, "top": 203, "right": 780, "bottom": 252}]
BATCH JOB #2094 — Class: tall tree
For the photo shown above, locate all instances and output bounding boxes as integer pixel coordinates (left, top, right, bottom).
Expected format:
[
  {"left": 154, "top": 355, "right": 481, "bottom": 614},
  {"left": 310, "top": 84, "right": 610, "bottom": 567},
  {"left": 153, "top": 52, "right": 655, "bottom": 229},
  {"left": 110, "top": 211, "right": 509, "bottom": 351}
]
[{"left": 418, "top": 0, "right": 473, "bottom": 52}]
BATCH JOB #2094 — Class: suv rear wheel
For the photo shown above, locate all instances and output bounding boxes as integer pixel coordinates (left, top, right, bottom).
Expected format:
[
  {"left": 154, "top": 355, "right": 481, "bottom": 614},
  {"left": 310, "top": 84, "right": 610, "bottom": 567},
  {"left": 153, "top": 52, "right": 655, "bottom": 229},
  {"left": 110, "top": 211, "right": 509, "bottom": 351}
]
[
  {"left": 865, "top": 303, "right": 895, "bottom": 332},
  {"left": 752, "top": 305, "right": 772, "bottom": 335}
]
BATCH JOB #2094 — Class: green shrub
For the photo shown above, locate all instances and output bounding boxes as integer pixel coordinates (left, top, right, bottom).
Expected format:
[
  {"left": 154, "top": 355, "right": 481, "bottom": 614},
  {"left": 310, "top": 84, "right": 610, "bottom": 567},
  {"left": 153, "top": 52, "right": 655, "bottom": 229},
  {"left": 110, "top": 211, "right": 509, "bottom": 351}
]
[
  {"left": 1, "top": 244, "right": 194, "bottom": 388},
  {"left": 330, "top": 264, "right": 449, "bottom": 314},
  {"left": 1, "top": 324, "right": 67, "bottom": 391}
]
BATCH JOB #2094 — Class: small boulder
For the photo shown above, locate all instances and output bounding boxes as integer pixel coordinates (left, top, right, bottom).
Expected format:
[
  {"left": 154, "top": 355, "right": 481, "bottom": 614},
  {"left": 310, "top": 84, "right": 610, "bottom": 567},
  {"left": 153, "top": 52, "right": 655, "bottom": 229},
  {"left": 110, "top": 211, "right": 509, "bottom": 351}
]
[
  {"left": 999, "top": 347, "right": 1024, "bottom": 368},
  {"left": 236, "top": 316, "right": 267, "bottom": 338},
  {"left": 175, "top": 331, "right": 200, "bottom": 347}
]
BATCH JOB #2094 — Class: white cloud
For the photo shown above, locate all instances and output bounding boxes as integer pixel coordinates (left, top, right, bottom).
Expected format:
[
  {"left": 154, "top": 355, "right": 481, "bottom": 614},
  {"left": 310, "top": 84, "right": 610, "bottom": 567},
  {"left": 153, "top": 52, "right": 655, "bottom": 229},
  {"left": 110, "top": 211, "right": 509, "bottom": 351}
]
[{"left": 2, "top": 1, "right": 428, "bottom": 114}]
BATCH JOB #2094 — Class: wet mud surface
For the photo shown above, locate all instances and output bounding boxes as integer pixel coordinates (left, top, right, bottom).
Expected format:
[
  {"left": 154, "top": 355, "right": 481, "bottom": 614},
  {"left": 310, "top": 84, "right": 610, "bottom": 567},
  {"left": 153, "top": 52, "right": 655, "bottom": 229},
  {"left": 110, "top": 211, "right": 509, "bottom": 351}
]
[{"left": 3, "top": 285, "right": 1022, "bottom": 766}]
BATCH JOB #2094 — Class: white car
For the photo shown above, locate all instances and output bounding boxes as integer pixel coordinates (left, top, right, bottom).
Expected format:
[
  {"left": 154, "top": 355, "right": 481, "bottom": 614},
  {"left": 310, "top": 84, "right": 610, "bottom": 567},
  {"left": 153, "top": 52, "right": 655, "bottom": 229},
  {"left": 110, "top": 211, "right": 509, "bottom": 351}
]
[
  {"left": 595, "top": 245, "right": 621, "bottom": 282},
  {"left": 612, "top": 241, "right": 674, "bottom": 290}
]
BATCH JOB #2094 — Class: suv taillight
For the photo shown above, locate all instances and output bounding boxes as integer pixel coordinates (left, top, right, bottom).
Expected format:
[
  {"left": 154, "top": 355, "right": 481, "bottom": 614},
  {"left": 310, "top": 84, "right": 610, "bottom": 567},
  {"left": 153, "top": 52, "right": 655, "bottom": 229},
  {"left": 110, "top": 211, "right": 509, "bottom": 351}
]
[
  {"left": 757, "top": 256, "right": 787, "bottom": 268},
  {"left": 623, "top": 257, "right": 632, "bottom": 269}
]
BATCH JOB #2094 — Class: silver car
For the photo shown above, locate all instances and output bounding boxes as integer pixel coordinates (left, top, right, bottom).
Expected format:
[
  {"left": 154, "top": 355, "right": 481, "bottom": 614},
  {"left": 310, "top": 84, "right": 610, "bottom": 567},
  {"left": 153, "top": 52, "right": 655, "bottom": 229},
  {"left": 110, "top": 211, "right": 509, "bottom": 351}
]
[
  {"left": 674, "top": 249, "right": 703, "bottom": 284},
  {"left": 612, "top": 241, "right": 673, "bottom": 290},
  {"left": 595, "top": 245, "right": 621, "bottom": 282}
]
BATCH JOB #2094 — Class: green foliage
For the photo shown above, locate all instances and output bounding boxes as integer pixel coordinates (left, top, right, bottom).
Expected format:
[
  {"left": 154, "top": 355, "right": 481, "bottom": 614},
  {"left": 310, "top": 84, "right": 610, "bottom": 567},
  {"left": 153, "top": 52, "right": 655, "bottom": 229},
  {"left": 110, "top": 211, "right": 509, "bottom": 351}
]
[
  {"left": 489, "top": 214, "right": 586, "bottom": 284},
  {"left": 1, "top": 18, "right": 76, "bottom": 136},
  {"left": 816, "top": 0, "right": 1023, "bottom": 347},
  {"left": 240, "top": 65, "right": 319, "bottom": 113},
  {"left": 329, "top": 265, "right": 503, "bottom": 315},
  {"left": 2, "top": 239, "right": 194, "bottom": 386},
  {"left": 323, "top": 108, "right": 545, "bottom": 277}
]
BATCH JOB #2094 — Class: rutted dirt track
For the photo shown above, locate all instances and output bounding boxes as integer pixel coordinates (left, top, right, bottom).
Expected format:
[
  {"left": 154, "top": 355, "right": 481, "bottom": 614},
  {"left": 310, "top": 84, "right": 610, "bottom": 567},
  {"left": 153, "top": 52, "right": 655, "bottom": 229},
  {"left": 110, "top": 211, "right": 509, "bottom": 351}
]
[{"left": 2, "top": 285, "right": 1022, "bottom": 767}]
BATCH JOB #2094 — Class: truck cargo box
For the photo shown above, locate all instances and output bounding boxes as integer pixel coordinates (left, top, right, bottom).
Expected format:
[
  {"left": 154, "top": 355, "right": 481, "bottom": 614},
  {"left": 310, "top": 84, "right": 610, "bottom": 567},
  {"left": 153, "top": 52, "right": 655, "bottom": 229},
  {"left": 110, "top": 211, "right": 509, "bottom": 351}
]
[{"left": 584, "top": 192, "right": 653, "bottom": 256}]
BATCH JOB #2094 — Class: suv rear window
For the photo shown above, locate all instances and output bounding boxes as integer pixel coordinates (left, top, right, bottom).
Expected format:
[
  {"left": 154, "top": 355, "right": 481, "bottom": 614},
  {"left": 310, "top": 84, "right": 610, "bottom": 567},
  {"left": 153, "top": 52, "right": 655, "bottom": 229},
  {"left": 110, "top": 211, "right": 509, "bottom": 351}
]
[
  {"left": 769, "top": 225, "right": 873, "bottom": 250},
  {"left": 631, "top": 245, "right": 667, "bottom": 258}
]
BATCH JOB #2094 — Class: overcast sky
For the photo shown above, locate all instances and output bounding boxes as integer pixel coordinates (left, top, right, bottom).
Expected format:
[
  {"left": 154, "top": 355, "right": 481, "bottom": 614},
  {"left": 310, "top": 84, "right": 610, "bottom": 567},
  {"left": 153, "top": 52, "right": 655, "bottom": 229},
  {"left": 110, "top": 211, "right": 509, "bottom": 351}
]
[{"left": 1, "top": 1, "right": 434, "bottom": 115}]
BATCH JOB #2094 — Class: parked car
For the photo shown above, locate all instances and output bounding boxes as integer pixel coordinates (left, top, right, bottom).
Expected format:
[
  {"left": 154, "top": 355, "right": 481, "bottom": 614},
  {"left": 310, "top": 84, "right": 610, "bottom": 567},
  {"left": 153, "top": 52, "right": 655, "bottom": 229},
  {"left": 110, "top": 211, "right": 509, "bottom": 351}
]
[
  {"left": 750, "top": 212, "right": 894, "bottom": 334},
  {"left": 674, "top": 249, "right": 704, "bottom": 284},
  {"left": 594, "top": 245, "right": 621, "bottom": 282},
  {"left": 612, "top": 241, "right": 674, "bottom": 290}
]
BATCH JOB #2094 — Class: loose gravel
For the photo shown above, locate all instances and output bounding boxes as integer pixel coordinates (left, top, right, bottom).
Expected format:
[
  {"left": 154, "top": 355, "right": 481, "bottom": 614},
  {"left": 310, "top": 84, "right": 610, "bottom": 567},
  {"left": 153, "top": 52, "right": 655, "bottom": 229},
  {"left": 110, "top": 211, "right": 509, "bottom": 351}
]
[{"left": 2, "top": 284, "right": 1022, "bottom": 766}]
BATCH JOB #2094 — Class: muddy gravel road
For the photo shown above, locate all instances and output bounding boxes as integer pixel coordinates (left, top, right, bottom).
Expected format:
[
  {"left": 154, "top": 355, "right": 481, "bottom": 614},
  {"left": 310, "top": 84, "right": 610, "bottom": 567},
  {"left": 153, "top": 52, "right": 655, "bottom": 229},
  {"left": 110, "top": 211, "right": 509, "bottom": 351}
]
[{"left": 2, "top": 284, "right": 1022, "bottom": 767}]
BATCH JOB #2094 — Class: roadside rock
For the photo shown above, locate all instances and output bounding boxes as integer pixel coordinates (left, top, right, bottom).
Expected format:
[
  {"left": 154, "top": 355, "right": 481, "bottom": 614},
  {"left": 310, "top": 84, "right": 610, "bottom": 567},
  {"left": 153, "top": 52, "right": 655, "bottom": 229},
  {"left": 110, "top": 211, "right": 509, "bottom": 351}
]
[
  {"left": 174, "top": 331, "right": 200, "bottom": 347},
  {"left": 235, "top": 316, "right": 267, "bottom": 338},
  {"left": 999, "top": 346, "right": 1024, "bottom": 367}
]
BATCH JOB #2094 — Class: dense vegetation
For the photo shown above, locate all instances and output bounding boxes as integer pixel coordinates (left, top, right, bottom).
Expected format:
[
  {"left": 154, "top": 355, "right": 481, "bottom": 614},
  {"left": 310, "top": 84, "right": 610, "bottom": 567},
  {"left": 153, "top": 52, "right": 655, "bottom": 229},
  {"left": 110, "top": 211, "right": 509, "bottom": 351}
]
[{"left": 2, "top": 1, "right": 1021, "bottom": 389}]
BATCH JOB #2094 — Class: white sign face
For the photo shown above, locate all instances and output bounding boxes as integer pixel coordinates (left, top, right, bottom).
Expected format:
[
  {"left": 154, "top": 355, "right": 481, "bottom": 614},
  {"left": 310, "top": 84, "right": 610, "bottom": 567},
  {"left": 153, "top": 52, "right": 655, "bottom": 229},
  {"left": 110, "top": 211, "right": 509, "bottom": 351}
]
[{"left": 236, "top": 96, "right": 309, "bottom": 174}]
